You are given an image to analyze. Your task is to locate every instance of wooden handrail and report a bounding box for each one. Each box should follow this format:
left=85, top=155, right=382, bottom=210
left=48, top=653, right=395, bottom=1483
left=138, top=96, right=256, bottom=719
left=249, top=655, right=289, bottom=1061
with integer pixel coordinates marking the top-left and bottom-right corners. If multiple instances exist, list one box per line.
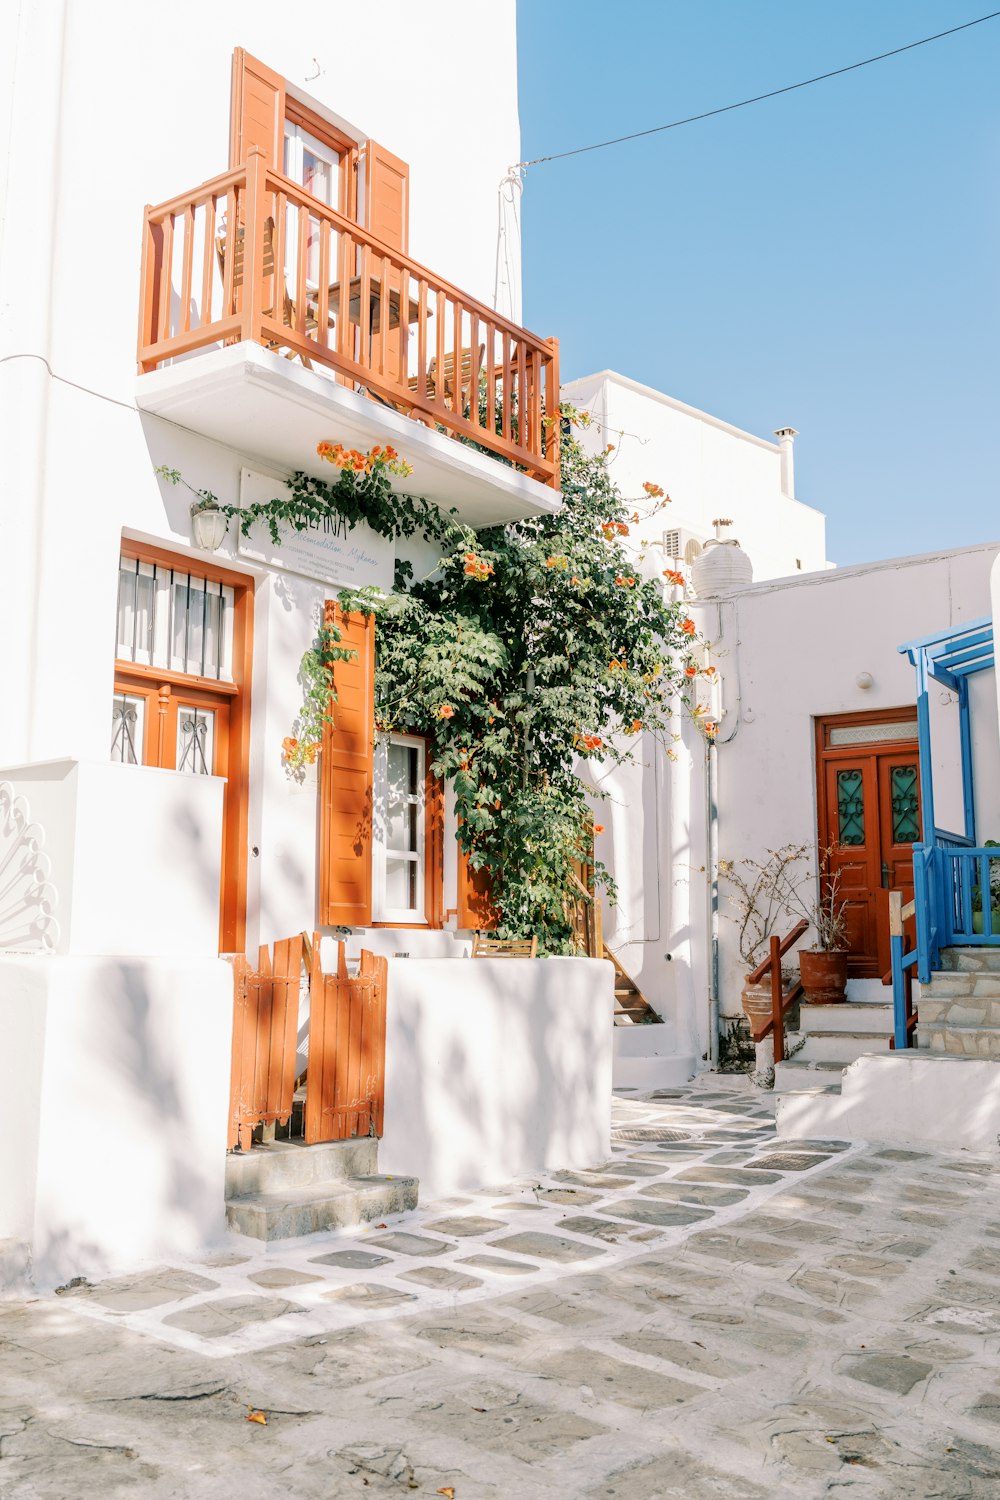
left=745, top=922, right=809, bottom=1063
left=137, top=158, right=560, bottom=486
left=745, top=919, right=809, bottom=985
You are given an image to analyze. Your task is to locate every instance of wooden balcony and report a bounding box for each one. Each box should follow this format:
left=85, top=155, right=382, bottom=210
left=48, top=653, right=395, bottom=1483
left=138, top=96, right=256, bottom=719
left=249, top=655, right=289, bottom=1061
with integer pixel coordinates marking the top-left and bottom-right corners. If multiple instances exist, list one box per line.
left=136, top=150, right=560, bottom=525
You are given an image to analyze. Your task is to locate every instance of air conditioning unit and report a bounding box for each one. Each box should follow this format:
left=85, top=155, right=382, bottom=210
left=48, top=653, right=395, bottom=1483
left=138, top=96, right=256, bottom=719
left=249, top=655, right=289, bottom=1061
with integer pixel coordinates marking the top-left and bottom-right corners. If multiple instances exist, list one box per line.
left=662, top=528, right=707, bottom=566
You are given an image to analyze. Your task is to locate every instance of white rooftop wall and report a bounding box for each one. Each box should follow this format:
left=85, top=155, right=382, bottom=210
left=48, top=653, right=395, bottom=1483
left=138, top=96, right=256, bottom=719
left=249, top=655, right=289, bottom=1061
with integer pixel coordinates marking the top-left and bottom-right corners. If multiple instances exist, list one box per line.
left=562, top=371, right=827, bottom=582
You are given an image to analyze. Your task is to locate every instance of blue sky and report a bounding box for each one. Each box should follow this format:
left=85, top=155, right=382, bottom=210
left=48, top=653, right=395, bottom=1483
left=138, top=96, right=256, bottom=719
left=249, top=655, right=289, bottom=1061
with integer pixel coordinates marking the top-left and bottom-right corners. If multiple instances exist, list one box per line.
left=516, top=2, right=1000, bottom=566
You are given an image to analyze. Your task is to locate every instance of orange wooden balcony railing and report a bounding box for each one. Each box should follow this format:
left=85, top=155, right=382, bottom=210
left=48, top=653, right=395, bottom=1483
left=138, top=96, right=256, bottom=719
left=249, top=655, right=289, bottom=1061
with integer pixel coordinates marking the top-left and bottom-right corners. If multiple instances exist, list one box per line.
left=138, top=148, right=560, bottom=488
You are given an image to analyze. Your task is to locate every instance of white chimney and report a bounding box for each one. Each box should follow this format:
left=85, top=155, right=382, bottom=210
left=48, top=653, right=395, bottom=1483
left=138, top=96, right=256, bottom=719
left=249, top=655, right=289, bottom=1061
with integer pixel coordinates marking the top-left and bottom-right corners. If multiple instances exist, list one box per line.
left=773, top=427, right=798, bottom=500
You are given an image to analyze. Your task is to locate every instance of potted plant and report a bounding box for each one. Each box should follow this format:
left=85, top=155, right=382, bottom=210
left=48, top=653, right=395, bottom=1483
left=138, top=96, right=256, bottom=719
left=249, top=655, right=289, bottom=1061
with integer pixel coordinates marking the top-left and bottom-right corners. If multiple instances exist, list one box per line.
left=189, top=492, right=228, bottom=551
left=790, top=861, right=850, bottom=1004
left=155, top=466, right=228, bottom=551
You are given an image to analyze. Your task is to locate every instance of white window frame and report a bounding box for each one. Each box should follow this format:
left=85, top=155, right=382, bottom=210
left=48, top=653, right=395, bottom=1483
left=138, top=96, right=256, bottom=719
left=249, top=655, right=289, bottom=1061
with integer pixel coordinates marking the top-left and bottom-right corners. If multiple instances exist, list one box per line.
left=373, top=733, right=426, bottom=924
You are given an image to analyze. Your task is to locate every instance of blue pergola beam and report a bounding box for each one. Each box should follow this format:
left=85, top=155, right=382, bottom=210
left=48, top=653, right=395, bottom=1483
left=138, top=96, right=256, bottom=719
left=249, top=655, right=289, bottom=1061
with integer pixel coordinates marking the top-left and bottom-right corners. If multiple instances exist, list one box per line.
left=901, top=613, right=994, bottom=856
left=898, top=615, right=993, bottom=655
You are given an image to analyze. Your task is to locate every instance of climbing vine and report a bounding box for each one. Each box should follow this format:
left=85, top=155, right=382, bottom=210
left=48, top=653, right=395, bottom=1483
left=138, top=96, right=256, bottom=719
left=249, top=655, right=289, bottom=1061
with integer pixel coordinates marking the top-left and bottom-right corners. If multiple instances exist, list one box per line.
left=156, top=415, right=715, bottom=950
left=156, top=445, right=462, bottom=549
left=339, top=406, right=716, bottom=953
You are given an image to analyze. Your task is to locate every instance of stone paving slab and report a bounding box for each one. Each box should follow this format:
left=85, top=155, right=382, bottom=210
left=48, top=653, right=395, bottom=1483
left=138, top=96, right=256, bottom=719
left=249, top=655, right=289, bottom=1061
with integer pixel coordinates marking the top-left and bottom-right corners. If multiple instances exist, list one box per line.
left=8, top=1082, right=1000, bottom=1496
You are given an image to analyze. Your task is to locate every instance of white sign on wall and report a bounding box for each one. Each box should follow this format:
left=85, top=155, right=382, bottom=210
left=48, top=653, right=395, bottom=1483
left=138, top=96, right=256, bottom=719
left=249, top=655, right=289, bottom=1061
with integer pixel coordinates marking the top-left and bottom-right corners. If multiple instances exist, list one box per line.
left=237, top=468, right=395, bottom=592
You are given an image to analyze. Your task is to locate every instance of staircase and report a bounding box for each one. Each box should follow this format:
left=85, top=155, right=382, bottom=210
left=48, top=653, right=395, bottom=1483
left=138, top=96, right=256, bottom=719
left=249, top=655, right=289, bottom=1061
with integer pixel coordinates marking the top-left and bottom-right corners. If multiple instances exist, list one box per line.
left=773, top=995, right=894, bottom=1099
left=915, top=947, right=1000, bottom=1056
left=225, top=1137, right=418, bottom=1241
left=608, top=947, right=660, bottom=1025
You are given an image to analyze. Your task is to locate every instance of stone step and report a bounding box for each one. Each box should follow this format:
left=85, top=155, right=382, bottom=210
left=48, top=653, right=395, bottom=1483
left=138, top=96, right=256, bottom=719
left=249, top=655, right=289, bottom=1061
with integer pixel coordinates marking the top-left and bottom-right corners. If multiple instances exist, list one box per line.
left=798, top=1002, right=894, bottom=1035
left=226, top=1173, right=419, bottom=1241
left=793, top=1031, right=892, bottom=1064
left=941, top=947, right=1000, bottom=974
left=917, top=996, right=1000, bottom=1028
left=918, top=975, right=1000, bottom=1001
left=916, top=1023, right=1000, bottom=1060
left=773, top=1059, right=846, bottom=1095
left=225, top=1137, right=379, bottom=1198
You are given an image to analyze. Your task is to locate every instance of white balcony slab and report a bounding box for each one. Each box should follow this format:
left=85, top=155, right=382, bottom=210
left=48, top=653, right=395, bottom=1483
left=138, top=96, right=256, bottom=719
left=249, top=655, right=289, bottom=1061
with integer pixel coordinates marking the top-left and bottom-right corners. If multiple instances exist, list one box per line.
left=136, top=343, right=562, bottom=529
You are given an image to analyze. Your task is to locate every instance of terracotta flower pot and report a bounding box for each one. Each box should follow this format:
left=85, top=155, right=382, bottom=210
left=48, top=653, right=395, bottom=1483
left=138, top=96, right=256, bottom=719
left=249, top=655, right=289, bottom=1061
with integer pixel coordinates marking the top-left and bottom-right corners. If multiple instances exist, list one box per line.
left=798, top=948, right=848, bottom=1005
left=741, top=980, right=774, bottom=1038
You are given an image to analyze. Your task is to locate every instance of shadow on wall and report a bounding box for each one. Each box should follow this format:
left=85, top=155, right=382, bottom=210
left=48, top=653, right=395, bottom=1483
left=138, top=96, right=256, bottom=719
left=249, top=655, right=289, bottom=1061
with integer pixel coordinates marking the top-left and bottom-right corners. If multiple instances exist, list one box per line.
left=29, top=953, right=231, bottom=1288
left=379, top=957, right=613, bottom=1200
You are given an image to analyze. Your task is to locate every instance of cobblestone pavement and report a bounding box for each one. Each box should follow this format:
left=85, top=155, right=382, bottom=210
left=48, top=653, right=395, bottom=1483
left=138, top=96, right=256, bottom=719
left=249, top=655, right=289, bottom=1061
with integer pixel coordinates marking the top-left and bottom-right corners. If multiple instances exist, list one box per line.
left=4, top=1080, right=1000, bottom=1497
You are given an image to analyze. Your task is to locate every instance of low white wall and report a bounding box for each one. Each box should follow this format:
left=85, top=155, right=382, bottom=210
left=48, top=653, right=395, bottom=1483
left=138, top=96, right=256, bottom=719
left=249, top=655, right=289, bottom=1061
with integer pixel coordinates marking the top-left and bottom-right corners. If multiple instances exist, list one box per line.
left=0, top=760, right=224, bottom=957
left=777, top=1052, right=1000, bottom=1153
left=380, top=957, right=614, bottom=1199
left=0, top=953, right=232, bottom=1289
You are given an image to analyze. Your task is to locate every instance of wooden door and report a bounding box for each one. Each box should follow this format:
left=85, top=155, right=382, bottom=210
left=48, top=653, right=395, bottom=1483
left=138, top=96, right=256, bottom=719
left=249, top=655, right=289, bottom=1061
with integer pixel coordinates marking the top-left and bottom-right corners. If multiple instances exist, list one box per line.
left=822, top=756, right=881, bottom=975
left=816, top=713, right=920, bottom=978
left=875, top=750, right=921, bottom=971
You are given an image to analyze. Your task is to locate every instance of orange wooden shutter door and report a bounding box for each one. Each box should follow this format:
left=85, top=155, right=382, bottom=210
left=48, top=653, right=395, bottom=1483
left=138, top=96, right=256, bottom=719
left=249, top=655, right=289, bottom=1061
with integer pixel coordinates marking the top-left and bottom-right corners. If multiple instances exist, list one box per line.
left=319, top=603, right=375, bottom=926
left=229, top=48, right=287, bottom=169
left=457, top=846, right=498, bottom=930
left=364, top=141, right=410, bottom=253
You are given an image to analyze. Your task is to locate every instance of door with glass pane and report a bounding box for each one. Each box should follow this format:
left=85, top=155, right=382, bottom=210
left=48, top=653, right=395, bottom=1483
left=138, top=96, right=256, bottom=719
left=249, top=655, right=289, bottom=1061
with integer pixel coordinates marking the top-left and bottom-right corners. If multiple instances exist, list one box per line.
left=112, top=548, right=252, bottom=952
left=816, top=714, right=921, bottom=979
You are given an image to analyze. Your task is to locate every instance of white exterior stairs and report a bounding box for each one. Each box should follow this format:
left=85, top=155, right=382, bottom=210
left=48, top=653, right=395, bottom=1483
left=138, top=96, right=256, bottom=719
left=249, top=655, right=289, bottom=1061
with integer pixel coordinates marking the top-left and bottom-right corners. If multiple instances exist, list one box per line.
left=773, top=1000, right=895, bottom=1098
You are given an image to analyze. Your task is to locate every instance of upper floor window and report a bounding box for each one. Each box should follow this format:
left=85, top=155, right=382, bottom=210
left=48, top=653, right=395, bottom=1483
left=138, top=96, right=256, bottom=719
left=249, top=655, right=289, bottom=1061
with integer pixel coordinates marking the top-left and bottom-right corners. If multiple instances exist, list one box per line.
left=115, top=555, right=234, bottom=681
left=283, top=120, right=341, bottom=209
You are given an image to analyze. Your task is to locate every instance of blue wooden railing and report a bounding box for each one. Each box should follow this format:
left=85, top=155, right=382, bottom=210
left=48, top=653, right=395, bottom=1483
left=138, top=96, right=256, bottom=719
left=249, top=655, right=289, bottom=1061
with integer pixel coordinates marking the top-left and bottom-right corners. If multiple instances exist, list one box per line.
left=890, top=838, right=1000, bottom=1047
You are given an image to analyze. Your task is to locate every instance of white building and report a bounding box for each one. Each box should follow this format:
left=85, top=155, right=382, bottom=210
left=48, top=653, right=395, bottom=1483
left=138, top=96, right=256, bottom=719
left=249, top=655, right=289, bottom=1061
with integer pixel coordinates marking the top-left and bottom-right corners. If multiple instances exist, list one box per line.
left=561, top=370, right=827, bottom=583
left=594, top=534, right=1000, bottom=1090
left=0, top=1, right=612, bottom=1286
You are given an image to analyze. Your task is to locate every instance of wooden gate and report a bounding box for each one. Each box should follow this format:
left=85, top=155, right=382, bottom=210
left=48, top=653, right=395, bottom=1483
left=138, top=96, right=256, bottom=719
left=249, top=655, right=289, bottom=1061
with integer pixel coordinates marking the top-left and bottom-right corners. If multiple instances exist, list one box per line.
left=305, top=935, right=387, bottom=1144
left=226, top=935, right=302, bottom=1150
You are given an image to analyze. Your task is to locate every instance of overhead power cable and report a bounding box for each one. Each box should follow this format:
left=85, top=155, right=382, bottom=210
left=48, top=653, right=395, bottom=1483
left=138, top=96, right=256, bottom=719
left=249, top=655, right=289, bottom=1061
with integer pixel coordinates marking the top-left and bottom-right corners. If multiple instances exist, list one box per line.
left=516, top=10, right=1000, bottom=168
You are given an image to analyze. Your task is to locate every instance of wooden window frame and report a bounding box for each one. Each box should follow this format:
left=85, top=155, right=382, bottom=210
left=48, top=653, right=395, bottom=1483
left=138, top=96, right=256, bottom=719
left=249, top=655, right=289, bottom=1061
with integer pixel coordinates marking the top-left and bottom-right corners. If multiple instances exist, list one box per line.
left=283, top=95, right=359, bottom=221
left=116, top=539, right=254, bottom=953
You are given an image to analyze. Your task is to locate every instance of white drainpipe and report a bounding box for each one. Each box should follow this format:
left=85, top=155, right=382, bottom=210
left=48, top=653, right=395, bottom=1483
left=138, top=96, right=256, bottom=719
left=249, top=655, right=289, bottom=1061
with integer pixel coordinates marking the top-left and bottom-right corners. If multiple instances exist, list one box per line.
left=773, top=427, right=798, bottom=500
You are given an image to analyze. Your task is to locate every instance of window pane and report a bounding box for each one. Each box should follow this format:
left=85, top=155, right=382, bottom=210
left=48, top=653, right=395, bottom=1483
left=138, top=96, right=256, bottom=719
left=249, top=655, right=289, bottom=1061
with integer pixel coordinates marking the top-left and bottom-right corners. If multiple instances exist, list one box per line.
left=837, top=768, right=865, bottom=846
left=385, top=854, right=416, bottom=910
left=890, top=764, right=920, bottom=844
left=829, top=721, right=918, bottom=746
left=386, top=743, right=419, bottom=851
left=176, top=706, right=216, bottom=775
left=111, top=693, right=145, bottom=764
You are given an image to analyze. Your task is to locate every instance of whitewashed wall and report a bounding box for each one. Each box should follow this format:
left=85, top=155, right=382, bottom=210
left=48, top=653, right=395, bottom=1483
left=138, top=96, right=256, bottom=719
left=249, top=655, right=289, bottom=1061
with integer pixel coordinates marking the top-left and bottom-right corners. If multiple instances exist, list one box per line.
left=380, top=957, right=614, bottom=1198
left=0, top=952, right=232, bottom=1288
left=562, top=371, right=827, bottom=581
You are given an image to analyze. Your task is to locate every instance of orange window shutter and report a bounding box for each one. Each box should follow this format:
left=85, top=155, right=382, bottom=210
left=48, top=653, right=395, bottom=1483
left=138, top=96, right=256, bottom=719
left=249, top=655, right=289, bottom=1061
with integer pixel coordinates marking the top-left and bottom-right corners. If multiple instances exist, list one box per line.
left=457, top=845, right=499, bottom=931
left=318, top=603, right=375, bottom=926
left=229, top=48, right=287, bottom=169
left=364, top=140, right=410, bottom=253
left=424, top=768, right=445, bottom=929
